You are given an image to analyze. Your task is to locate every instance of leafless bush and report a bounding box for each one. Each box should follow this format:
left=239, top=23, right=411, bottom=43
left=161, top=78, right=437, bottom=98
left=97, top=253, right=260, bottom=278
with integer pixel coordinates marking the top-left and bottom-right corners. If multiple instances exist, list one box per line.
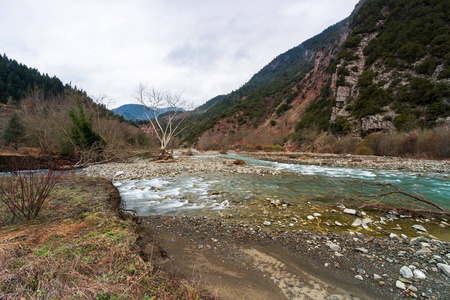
left=396, top=133, right=418, bottom=156
left=334, top=136, right=362, bottom=154
left=417, top=126, right=450, bottom=158
left=21, top=90, right=72, bottom=154
left=0, top=167, right=62, bottom=222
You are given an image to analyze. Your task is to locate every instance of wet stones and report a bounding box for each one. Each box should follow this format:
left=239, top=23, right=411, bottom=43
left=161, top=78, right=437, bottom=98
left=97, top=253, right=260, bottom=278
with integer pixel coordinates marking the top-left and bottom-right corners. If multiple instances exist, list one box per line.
left=412, top=224, right=428, bottom=232
left=343, top=208, right=357, bottom=215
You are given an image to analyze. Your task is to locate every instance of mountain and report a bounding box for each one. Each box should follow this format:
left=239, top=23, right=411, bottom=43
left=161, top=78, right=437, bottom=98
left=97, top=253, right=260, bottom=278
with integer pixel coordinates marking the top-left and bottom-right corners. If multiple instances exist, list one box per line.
left=113, top=104, right=185, bottom=121
left=194, top=95, right=227, bottom=114
left=184, top=0, right=449, bottom=152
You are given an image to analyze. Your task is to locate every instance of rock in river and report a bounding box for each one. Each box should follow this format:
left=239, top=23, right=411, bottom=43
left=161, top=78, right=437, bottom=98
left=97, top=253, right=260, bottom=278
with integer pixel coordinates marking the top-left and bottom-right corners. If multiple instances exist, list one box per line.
left=412, top=225, right=427, bottom=232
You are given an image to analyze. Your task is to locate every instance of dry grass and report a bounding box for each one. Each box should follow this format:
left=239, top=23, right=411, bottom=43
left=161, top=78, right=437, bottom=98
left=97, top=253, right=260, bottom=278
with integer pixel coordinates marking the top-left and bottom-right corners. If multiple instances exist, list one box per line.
left=0, top=176, right=212, bottom=299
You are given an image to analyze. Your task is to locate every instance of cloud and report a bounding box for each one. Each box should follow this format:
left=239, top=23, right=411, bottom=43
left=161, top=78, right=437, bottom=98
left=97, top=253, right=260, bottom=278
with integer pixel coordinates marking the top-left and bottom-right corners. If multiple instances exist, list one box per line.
left=0, top=0, right=359, bottom=108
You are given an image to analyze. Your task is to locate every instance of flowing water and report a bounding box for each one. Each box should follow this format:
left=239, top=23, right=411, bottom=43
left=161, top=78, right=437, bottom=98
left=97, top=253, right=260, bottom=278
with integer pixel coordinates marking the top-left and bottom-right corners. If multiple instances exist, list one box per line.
left=115, top=154, right=449, bottom=214
left=114, top=154, right=450, bottom=240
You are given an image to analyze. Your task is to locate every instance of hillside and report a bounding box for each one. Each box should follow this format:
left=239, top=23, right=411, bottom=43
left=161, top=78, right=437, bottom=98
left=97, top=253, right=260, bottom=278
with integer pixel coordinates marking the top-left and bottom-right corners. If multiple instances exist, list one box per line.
left=0, top=56, right=154, bottom=162
left=0, top=54, right=65, bottom=104
left=184, top=0, right=450, bottom=155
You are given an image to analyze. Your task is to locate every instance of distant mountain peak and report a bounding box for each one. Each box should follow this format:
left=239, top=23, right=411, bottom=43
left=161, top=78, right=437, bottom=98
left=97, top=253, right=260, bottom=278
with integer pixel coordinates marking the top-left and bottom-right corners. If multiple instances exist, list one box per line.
left=113, top=104, right=185, bottom=121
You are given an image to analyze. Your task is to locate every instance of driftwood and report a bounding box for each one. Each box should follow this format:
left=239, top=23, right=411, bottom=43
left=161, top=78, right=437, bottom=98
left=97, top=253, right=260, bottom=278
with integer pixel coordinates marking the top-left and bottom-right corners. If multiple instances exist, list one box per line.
left=358, top=182, right=450, bottom=216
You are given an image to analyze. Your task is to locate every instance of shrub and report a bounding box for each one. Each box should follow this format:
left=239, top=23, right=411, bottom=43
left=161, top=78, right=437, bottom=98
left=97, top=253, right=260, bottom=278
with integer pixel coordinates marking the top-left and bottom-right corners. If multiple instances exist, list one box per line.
left=276, top=103, right=291, bottom=116
left=270, top=120, right=277, bottom=126
left=355, top=146, right=374, bottom=156
left=361, top=132, right=384, bottom=155
left=271, top=145, right=285, bottom=151
left=340, top=137, right=362, bottom=154
left=255, top=144, right=263, bottom=150
left=417, top=127, right=450, bottom=158
left=0, top=166, right=62, bottom=221
left=330, top=118, right=351, bottom=135
left=396, top=133, right=418, bottom=156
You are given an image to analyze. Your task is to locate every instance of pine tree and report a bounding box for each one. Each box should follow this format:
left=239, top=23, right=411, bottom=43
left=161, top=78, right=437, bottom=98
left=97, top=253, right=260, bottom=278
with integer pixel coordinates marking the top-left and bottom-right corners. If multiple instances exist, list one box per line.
left=68, top=98, right=104, bottom=148
left=3, top=113, right=25, bottom=149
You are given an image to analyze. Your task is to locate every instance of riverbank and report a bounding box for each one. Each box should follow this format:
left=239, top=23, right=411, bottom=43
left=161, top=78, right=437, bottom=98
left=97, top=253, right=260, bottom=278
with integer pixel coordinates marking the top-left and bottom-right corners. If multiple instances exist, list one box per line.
left=238, top=151, right=450, bottom=173
left=137, top=214, right=450, bottom=299
left=80, top=150, right=450, bottom=180
left=79, top=151, right=450, bottom=299
left=0, top=177, right=212, bottom=299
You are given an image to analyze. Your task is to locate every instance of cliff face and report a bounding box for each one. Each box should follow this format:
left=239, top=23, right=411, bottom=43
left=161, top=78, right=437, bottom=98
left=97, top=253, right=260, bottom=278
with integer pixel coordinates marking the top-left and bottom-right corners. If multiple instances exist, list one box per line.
left=325, top=0, right=450, bottom=136
left=191, top=15, right=354, bottom=148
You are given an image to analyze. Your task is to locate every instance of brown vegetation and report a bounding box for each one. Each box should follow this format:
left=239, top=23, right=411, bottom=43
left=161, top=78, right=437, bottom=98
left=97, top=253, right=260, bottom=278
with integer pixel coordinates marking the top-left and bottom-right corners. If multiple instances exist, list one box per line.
left=233, top=159, right=246, bottom=165
left=0, top=177, right=213, bottom=299
left=0, top=88, right=157, bottom=167
left=311, top=126, right=450, bottom=159
left=0, top=165, right=62, bottom=222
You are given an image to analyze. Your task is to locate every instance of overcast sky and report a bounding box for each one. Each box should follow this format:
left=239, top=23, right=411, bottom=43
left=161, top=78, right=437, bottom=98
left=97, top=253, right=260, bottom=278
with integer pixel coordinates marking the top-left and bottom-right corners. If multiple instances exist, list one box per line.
left=0, top=0, right=359, bottom=108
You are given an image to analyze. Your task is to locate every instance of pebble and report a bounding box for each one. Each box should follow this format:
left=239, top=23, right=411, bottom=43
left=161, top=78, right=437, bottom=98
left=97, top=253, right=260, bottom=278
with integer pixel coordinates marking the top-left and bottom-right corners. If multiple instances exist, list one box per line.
left=408, top=285, right=418, bottom=292
left=373, top=274, right=382, bottom=280
left=437, top=263, right=450, bottom=276
left=328, top=243, right=341, bottom=252
left=343, top=208, right=357, bottom=215
left=307, top=215, right=314, bottom=220
left=412, top=225, right=427, bottom=232
left=400, top=266, right=414, bottom=279
left=355, top=275, right=364, bottom=281
left=335, top=221, right=343, bottom=226
left=410, top=236, right=428, bottom=245
left=263, top=221, right=271, bottom=226
left=396, top=280, right=406, bottom=290
left=352, top=219, right=362, bottom=227
left=355, top=247, right=368, bottom=254
left=413, top=269, right=427, bottom=279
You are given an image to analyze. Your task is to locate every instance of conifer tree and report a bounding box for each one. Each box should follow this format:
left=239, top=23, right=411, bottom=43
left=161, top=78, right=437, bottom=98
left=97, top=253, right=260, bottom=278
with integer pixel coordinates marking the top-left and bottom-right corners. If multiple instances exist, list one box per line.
left=3, top=113, right=25, bottom=149
left=68, top=98, right=104, bottom=148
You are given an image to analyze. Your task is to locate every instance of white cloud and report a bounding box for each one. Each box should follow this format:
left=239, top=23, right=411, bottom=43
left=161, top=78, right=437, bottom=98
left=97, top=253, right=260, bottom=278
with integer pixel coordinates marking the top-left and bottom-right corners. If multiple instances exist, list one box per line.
left=0, top=0, right=359, bottom=108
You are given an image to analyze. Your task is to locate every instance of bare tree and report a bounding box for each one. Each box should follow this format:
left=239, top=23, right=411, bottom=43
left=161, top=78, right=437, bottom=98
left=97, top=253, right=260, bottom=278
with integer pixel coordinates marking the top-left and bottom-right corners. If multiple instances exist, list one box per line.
left=135, top=83, right=192, bottom=154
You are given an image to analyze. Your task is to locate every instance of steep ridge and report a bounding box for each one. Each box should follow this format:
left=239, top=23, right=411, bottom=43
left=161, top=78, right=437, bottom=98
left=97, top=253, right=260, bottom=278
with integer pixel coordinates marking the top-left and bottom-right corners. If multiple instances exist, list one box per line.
left=184, top=0, right=449, bottom=151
